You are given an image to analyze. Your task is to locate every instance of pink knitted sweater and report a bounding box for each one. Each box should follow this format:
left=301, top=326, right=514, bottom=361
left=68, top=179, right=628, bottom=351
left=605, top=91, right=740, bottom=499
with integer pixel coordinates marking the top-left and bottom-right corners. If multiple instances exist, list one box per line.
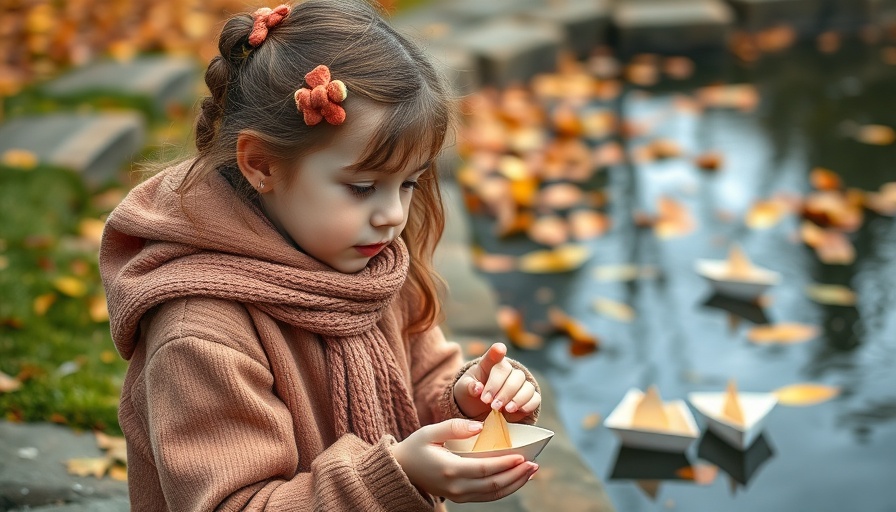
left=99, top=162, right=538, bottom=511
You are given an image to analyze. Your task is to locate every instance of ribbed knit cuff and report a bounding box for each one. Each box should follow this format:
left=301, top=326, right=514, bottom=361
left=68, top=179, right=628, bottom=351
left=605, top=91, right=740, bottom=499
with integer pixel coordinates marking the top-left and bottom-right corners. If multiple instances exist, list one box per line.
left=355, top=436, right=433, bottom=511
left=439, top=357, right=541, bottom=425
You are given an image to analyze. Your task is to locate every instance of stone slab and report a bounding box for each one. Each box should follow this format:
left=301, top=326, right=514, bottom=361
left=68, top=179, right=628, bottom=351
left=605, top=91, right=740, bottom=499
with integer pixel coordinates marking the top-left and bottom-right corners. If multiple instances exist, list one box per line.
left=40, top=56, right=199, bottom=117
left=612, top=0, right=735, bottom=56
left=726, top=0, right=823, bottom=35
left=445, top=19, right=565, bottom=87
left=518, top=0, right=613, bottom=59
left=0, top=422, right=128, bottom=511
left=0, top=113, right=145, bottom=187
left=437, top=0, right=541, bottom=25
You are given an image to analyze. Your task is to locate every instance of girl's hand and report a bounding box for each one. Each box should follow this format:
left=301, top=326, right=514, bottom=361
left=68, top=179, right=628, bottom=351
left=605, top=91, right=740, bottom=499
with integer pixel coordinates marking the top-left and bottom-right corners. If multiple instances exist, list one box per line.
left=453, top=343, right=541, bottom=423
left=390, top=419, right=538, bottom=503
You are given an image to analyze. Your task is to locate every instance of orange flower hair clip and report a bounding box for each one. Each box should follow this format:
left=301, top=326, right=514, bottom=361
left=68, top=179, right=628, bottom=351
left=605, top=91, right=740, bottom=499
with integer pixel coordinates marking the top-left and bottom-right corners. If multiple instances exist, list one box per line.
left=294, top=65, right=348, bottom=126
left=248, top=4, right=290, bottom=47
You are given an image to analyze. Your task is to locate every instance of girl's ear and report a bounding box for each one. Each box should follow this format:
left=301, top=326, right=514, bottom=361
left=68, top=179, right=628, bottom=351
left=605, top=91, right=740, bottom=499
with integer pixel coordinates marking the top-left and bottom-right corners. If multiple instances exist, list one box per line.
left=236, top=132, right=276, bottom=192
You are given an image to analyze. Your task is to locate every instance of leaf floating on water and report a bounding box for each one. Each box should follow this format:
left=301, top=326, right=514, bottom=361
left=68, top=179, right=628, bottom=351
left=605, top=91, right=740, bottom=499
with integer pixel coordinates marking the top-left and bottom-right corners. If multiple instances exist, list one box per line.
left=496, top=306, right=543, bottom=350
left=471, top=247, right=516, bottom=274
left=805, top=284, right=857, bottom=306
left=694, top=152, right=724, bottom=171
left=581, top=412, right=602, bottom=430
left=654, top=197, right=697, bottom=239
left=568, top=210, right=610, bottom=240
left=854, top=124, right=895, bottom=145
left=548, top=307, right=599, bottom=357
left=774, top=383, right=840, bottom=406
left=810, top=168, right=842, bottom=191
left=675, top=464, right=719, bottom=485
left=593, top=297, right=636, bottom=322
left=800, top=222, right=856, bottom=265
left=747, top=323, right=819, bottom=344
left=518, top=244, right=590, bottom=274
left=746, top=199, right=788, bottom=229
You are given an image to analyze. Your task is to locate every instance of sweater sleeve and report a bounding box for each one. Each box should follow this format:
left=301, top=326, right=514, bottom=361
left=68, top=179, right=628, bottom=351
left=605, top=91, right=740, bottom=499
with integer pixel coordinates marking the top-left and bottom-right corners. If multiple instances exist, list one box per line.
left=139, top=336, right=432, bottom=512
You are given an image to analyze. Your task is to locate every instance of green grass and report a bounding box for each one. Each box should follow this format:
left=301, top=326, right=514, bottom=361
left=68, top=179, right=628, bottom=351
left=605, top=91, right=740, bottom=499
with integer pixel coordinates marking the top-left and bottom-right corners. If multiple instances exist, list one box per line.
left=0, top=164, right=127, bottom=435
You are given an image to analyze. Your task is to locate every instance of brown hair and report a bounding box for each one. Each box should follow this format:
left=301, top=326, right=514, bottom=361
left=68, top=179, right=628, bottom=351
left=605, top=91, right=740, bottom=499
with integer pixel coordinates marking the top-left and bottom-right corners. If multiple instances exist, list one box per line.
left=185, top=0, right=455, bottom=334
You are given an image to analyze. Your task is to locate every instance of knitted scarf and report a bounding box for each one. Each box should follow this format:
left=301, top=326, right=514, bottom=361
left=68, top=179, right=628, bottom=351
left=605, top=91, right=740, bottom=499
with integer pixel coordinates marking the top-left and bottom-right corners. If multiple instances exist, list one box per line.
left=99, top=161, right=421, bottom=444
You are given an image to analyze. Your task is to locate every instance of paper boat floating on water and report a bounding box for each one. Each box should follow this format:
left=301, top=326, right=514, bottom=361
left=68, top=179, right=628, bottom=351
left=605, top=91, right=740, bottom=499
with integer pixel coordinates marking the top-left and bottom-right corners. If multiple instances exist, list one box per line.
left=605, top=386, right=700, bottom=452
left=688, top=381, right=777, bottom=450
left=695, top=244, right=781, bottom=301
left=445, top=422, right=554, bottom=461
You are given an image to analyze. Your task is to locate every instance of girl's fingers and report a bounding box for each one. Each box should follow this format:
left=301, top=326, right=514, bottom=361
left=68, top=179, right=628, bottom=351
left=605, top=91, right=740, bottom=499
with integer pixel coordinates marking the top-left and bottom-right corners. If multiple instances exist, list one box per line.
left=517, top=391, right=542, bottom=415
left=504, top=381, right=536, bottom=414
left=481, top=360, right=511, bottom=406
left=491, top=370, right=527, bottom=411
left=475, top=343, right=507, bottom=379
left=454, top=453, right=526, bottom=479
left=464, top=461, right=538, bottom=502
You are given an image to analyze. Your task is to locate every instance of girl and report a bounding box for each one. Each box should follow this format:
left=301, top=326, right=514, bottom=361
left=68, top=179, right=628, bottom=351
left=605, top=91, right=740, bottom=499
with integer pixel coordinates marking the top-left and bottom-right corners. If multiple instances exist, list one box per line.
left=99, top=1, right=542, bottom=510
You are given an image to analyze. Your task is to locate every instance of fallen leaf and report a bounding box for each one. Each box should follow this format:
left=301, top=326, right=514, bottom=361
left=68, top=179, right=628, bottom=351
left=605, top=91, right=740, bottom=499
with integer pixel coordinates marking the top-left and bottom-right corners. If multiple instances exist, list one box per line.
left=496, top=306, right=543, bottom=350
left=654, top=197, right=696, bottom=239
left=537, top=183, right=584, bottom=211
left=805, top=284, right=856, bottom=306
left=78, top=218, right=106, bottom=248
left=95, top=432, right=127, bottom=463
left=471, top=248, right=517, bottom=273
left=518, top=244, right=590, bottom=274
left=773, top=383, right=840, bottom=406
left=855, top=124, right=895, bottom=145
left=548, top=307, right=599, bottom=357
left=747, top=323, right=819, bottom=344
left=663, top=56, right=695, bottom=80
left=568, top=210, right=610, bottom=240
left=810, top=168, right=842, bottom=191
left=33, top=293, right=57, bottom=316
left=66, top=457, right=112, bottom=479
left=53, top=276, right=88, bottom=298
left=675, top=464, right=719, bottom=485
left=0, top=371, right=22, bottom=393
left=648, top=139, right=683, bottom=160
left=527, top=215, right=570, bottom=246
left=746, top=199, right=788, bottom=229
left=88, top=295, right=110, bottom=322
left=695, top=152, right=724, bottom=171
left=593, top=297, right=636, bottom=322
left=581, top=412, right=602, bottom=430
left=1, top=149, right=39, bottom=169
left=108, top=465, right=128, bottom=482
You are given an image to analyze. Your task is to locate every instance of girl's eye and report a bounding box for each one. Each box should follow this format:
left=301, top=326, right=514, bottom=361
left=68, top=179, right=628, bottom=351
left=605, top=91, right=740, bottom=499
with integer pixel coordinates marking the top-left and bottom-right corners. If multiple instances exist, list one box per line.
left=402, top=180, right=419, bottom=191
left=347, top=184, right=375, bottom=198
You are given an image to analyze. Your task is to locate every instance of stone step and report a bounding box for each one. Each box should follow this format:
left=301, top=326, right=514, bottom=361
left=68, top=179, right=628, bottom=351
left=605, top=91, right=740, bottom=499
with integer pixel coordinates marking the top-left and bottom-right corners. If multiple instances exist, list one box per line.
left=442, top=18, right=565, bottom=87
left=517, top=0, right=613, bottom=59
left=38, top=56, right=199, bottom=119
left=0, top=113, right=145, bottom=187
left=612, top=0, right=735, bottom=57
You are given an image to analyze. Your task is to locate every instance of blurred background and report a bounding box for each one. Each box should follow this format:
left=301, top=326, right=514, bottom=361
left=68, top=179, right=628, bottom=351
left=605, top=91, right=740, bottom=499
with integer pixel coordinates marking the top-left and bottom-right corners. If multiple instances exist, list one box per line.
left=1, top=0, right=895, bottom=510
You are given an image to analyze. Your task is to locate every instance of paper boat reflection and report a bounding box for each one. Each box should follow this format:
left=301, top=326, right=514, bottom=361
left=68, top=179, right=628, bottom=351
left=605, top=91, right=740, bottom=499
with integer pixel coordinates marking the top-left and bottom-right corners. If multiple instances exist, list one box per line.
left=605, top=388, right=700, bottom=452
left=445, top=423, right=554, bottom=462
left=701, top=292, right=770, bottom=325
left=694, top=258, right=781, bottom=301
left=697, top=430, right=775, bottom=486
left=608, top=445, right=693, bottom=500
left=688, top=389, right=777, bottom=450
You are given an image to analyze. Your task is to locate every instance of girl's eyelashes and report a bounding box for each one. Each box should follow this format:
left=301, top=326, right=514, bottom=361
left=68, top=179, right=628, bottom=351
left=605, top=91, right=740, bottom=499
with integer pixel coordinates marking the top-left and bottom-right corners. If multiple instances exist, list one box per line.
left=401, top=180, right=419, bottom=191
left=347, top=184, right=375, bottom=198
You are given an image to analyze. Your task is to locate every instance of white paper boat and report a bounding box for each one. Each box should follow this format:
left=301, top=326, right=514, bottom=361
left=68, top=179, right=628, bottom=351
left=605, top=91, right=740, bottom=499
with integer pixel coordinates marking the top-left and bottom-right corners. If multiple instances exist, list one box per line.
left=694, top=259, right=781, bottom=301
left=688, top=391, right=777, bottom=450
left=445, top=423, right=554, bottom=461
left=605, top=388, right=700, bottom=452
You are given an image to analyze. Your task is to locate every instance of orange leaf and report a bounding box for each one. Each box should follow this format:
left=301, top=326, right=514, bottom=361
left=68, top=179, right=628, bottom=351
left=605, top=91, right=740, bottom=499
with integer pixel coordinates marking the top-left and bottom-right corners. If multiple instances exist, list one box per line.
left=805, top=284, right=856, bottom=306
left=810, top=168, right=842, bottom=190
left=33, top=293, right=57, bottom=316
left=746, top=199, right=787, bottom=229
left=527, top=215, right=570, bottom=246
left=654, top=197, right=696, bottom=239
left=1, top=149, right=39, bottom=169
left=568, top=210, right=610, bottom=240
left=581, top=412, right=602, bottom=430
left=88, top=294, right=110, bottom=323
left=471, top=248, right=517, bottom=273
left=675, top=464, right=719, bottom=485
left=496, top=306, right=544, bottom=350
left=548, top=307, right=599, bottom=357
left=695, top=152, right=723, bottom=171
left=855, top=124, right=895, bottom=145
left=537, top=183, right=584, bottom=211
left=747, top=323, right=819, bottom=344
left=773, top=383, right=840, bottom=406
left=518, top=244, right=590, bottom=274
left=53, top=276, right=87, bottom=298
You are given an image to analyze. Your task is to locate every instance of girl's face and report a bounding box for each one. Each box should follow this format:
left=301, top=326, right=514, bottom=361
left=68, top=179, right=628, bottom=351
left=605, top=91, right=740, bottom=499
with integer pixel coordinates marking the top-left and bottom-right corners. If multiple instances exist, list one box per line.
left=262, top=102, right=429, bottom=273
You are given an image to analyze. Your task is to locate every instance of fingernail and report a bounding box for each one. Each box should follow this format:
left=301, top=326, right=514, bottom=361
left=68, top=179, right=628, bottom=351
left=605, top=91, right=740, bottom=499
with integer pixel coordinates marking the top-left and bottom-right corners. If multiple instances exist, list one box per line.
left=491, top=399, right=503, bottom=410
left=529, top=463, right=539, bottom=471
left=468, top=421, right=483, bottom=432
left=482, top=391, right=492, bottom=403
left=505, top=401, right=517, bottom=412
left=473, top=382, right=484, bottom=396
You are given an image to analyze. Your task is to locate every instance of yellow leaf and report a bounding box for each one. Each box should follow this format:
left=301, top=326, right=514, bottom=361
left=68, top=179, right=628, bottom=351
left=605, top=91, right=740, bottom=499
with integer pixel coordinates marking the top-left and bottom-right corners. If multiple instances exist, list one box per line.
left=747, top=323, right=819, bottom=344
left=518, top=244, right=590, bottom=274
left=855, top=124, right=895, bottom=145
left=33, top=293, right=57, bottom=316
left=95, top=432, right=128, bottom=464
left=746, top=200, right=787, bottom=229
left=805, top=284, right=856, bottom=306
left=100, top=350, right=117, bottom=364
left=581, top=412, right=602, bottom=430
left=496, top=306, right=543, bottom=350
left=78, top=218, right=106, bottom=248
left=53, top=276, right=87, bottom=298
left=0, top=370, right=22, bottom=393
left=88, top=295, right=109, bottom=322
left=548, top=307, right=599, bottom=357
left=593, top=297, right=635, bottom=322
left=66, top=457, right=112, bottom=479
left=2, top=149, right=39, bottom=169
left=108, top=464, right=128, bottom=482
left=774, top=383, right=840, bottom=406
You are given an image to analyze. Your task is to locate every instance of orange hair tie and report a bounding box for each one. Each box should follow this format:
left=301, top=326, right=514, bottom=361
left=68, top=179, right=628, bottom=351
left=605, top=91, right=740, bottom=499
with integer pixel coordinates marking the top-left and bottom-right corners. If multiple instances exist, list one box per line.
left=294, top=65, right=348, bottom=126
left=248, top=4, right=290, bottom=47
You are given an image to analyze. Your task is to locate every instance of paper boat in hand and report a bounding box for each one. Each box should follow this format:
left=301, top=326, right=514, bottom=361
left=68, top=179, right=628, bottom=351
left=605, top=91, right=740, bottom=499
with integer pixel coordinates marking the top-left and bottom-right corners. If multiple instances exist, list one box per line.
left=445, top=422, right=554, bottom=462
left=688, top=381, right=777, bottom=450
left=695, top=244, right=781, bottom=301
left=605, top=386, right=700, bottom=452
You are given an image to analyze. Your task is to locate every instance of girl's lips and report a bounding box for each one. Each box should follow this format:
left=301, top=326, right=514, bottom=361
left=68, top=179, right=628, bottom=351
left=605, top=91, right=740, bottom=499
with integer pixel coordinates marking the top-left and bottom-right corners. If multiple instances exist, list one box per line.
left=354, top=243, right=387, bottom=257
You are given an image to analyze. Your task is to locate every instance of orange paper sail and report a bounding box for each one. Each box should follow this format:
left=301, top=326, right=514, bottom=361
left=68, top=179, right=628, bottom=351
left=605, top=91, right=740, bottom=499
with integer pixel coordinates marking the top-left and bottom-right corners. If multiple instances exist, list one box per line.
left=722, top=380, right=746, bottom=426
left=631, top=385, right=669, bottom=429
left=473, top=409, right=513, bottom=451
left=727, top=244, right=753, bottom=278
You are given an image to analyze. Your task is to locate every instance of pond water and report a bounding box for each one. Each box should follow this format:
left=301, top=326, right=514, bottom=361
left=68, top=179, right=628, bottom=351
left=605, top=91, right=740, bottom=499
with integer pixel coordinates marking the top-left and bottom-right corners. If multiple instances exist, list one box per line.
left=465, top=38, right=896, bottom=511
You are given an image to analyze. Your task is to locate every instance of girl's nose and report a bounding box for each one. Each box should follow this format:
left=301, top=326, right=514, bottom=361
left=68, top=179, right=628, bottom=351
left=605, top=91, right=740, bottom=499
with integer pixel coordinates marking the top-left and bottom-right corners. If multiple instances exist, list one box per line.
left=371, top=189, right=406, bottom=227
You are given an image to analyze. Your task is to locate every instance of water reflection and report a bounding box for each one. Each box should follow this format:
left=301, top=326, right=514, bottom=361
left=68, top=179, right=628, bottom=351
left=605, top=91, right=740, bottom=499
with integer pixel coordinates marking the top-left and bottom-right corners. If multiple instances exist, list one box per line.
left=697, top=431, right=775, bottom=488
left=700, top=292, right=770, bottom=326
